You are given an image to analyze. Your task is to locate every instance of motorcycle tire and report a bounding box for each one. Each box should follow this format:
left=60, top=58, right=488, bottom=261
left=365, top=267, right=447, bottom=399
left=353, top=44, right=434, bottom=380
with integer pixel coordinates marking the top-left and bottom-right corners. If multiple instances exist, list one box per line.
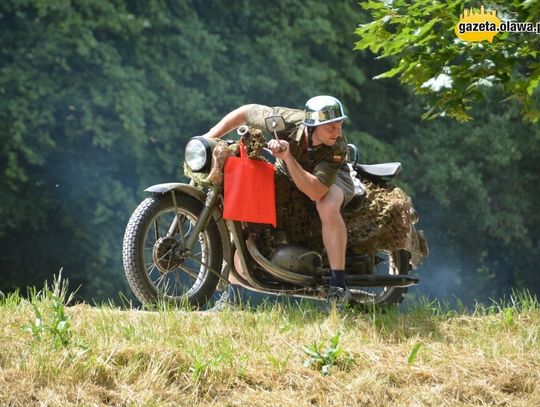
left=122, top=192, right=222, bottom=308
left=352, top=249, right=412, bottom=308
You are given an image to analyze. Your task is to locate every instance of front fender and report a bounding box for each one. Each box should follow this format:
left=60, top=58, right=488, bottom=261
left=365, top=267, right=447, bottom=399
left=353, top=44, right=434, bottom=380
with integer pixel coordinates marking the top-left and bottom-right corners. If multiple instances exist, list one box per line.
left=144, top=182, right=191, bottom=195
left=144, top=182, right=232, bottom=278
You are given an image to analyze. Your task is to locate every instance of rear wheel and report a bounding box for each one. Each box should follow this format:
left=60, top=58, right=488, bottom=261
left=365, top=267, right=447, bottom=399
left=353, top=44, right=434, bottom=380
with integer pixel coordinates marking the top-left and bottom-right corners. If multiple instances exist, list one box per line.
left=350, top=250, right=411, bottom=308
left=122, top=192, right=222, bottom=308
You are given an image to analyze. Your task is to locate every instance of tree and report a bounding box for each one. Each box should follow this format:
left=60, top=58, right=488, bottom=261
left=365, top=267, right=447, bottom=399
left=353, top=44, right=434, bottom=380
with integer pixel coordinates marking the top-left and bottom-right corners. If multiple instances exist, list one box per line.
left=0, top=1, right=229, bottom=299
left=355, top=0, right=540, bottom=122
left=0, top=0, right=373, bottom=301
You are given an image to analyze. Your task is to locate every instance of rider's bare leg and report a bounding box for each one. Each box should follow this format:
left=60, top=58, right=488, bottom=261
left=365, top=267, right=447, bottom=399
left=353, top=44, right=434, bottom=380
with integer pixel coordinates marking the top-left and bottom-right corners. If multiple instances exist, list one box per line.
left=316, top=184, right=347, bottom=271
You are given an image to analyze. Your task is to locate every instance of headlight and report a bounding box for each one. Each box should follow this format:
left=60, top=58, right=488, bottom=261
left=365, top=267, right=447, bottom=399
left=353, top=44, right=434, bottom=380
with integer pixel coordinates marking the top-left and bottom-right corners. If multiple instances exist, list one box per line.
left=185, top=136, right=214, bottom=172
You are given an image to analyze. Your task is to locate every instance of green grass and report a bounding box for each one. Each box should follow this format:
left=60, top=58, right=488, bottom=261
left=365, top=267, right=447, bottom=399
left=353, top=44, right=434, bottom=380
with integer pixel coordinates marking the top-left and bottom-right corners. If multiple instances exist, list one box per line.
left=0, top=279, right=539, bottom=406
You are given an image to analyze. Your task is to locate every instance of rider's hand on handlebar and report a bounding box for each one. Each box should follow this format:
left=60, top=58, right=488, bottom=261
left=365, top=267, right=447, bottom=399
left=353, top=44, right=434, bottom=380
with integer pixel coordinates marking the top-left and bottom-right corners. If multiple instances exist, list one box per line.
left=268, top=139, right=290, bottom=159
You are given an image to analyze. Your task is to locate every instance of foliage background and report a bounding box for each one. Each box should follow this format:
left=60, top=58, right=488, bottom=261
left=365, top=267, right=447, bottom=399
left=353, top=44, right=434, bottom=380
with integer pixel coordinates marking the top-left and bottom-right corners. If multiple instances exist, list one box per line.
left=1, top=0, right=539, bottom=304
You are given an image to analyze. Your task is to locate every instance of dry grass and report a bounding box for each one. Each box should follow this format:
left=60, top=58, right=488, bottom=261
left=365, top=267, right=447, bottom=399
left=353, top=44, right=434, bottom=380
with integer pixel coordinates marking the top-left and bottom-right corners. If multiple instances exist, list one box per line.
left=0, top=286, right=539, bottom=407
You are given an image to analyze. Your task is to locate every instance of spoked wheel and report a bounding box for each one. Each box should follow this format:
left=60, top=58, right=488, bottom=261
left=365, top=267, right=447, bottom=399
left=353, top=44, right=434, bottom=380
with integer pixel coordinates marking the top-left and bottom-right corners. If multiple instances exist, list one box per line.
left=350, top=250, right=411, bottom=308
left=122, top=192, right=222, bottom=308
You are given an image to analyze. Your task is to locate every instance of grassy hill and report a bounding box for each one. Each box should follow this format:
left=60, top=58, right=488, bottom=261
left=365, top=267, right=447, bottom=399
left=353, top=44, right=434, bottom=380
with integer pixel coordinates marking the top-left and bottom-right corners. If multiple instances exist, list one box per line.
left=0, top=280, right=539, bottom=406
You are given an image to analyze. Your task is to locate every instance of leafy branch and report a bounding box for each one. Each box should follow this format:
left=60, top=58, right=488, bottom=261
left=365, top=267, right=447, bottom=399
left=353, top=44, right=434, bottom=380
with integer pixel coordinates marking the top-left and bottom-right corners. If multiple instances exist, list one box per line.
left=355, top=0, right=540, bottom=122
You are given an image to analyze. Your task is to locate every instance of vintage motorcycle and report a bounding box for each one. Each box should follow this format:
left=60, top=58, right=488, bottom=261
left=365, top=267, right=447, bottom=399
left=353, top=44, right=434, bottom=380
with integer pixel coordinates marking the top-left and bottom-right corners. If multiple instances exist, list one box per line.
left=122, top=116, right=428, bottom=309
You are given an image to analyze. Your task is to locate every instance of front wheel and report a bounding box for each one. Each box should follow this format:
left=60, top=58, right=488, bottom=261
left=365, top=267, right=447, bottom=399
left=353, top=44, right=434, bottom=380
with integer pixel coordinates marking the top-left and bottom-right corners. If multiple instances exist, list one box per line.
left=350, top=250, right=412, bottom=308
left=122, top=192, right=223, bottom=308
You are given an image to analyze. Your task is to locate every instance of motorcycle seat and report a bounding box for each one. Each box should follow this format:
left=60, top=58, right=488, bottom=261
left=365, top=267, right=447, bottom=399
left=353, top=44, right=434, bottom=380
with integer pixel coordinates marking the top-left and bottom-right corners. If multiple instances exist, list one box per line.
left=355, top=162, right=401, bottom=181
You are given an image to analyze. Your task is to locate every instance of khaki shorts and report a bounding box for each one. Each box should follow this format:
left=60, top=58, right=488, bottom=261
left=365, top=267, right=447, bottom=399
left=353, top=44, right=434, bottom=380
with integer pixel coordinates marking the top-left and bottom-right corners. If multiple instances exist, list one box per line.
left=275, top=167, right=355, bottom=208
left=334, top=167, right=355, bottom=208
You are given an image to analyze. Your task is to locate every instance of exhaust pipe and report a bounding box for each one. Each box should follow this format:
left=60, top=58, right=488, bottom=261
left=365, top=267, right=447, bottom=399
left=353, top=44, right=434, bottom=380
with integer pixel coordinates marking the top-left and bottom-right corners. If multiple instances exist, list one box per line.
left=346, top=274, right=419, bottom=288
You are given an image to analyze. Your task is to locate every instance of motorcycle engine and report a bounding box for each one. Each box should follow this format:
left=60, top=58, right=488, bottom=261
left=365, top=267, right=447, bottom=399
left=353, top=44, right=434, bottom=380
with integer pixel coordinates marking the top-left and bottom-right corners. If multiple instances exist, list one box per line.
left=269, top=245, right=322, bottom=275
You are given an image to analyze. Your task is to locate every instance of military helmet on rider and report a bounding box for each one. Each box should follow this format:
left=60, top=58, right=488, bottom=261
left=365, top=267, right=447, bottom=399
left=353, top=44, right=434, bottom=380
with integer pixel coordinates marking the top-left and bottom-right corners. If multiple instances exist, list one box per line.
left=302, top=95, right=347, bottom=127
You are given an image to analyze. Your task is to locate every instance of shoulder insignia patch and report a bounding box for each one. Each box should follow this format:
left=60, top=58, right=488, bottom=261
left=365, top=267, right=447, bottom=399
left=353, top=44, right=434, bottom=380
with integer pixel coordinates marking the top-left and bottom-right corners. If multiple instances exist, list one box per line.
left=332, top=154, right=344, bottom=163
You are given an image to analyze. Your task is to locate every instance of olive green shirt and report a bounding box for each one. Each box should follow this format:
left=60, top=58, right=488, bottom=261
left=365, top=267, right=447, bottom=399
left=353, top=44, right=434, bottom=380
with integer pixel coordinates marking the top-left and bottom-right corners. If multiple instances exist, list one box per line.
left=245, top=104, right=349, bottom=188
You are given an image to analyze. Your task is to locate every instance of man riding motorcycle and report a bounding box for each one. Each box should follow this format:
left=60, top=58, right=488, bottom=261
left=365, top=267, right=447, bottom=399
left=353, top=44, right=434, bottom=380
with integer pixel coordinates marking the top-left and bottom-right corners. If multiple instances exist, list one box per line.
left=202, top=95, right=355, bottom=310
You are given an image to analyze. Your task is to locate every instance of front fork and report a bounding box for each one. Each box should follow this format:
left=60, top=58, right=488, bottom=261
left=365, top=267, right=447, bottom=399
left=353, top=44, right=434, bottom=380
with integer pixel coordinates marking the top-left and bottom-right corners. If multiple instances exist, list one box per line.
left=169, top=185, right=222, bottom=255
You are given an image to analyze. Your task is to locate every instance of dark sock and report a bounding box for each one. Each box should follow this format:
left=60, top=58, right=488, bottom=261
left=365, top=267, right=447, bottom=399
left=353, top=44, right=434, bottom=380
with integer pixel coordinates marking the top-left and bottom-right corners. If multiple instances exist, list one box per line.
left=330, top=269, right=346, bottom=288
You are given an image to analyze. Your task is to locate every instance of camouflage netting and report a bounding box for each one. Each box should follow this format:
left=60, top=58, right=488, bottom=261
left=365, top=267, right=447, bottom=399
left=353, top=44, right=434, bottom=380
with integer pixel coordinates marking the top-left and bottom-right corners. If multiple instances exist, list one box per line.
left=344, top=181, right=411, bottom=254
left=183, top=128, right=267, bottom=186
left=274, top=172, right=323, bottom=251
left=242, top=128, right=268, bottom=160
left=205, top=141, right=238, bottom=185
left=273, top=174, right=412, bottom=255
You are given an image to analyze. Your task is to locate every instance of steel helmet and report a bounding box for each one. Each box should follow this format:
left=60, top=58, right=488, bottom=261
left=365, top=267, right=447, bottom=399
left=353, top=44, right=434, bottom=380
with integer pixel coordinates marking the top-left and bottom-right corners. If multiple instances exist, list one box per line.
left=302, top=95, right=347, bottom=127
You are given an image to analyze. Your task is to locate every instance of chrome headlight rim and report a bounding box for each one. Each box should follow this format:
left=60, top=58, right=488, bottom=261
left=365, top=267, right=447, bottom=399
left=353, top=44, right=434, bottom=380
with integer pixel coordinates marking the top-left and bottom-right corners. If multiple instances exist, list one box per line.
left=185, top=136, right=213, bottom=172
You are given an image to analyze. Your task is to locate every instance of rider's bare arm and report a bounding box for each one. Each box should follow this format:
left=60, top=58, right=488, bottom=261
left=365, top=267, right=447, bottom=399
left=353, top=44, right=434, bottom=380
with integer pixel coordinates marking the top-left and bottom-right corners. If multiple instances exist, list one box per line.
left=285, top=155, right=329, bottom=201
left=203, top=104, right=256, bottom=139
left=206, top=105, right=329, bottom=201
left=268, top=139, right=329, bottom=202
